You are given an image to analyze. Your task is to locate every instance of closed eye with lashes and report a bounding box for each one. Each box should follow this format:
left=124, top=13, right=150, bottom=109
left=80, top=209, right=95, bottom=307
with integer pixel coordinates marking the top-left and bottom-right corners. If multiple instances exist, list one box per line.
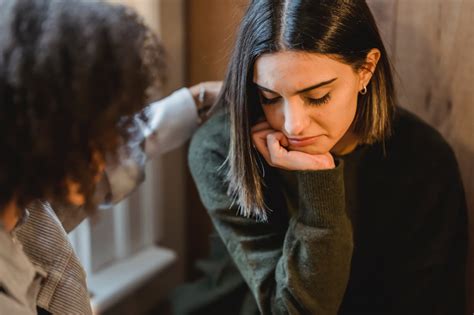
left=259, top=93, right=331, bottom=106
left=259, top=95, right=280, bottom=105
left=307, top=93, right=331, bottom=106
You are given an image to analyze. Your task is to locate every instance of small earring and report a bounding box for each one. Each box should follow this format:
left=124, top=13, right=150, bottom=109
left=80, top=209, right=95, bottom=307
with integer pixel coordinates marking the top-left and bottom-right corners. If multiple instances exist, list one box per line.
left=360, top=85, right=367, bottom=95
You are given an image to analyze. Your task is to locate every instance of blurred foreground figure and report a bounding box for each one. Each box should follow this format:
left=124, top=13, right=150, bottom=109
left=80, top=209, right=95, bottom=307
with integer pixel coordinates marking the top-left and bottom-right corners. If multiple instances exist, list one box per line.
left=0, top=0, right=220, bottom=314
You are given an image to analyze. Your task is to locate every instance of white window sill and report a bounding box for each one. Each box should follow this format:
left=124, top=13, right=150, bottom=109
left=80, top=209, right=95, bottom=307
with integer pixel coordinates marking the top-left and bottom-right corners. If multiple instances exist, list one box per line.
left=89, top=246, right=176, bottom=314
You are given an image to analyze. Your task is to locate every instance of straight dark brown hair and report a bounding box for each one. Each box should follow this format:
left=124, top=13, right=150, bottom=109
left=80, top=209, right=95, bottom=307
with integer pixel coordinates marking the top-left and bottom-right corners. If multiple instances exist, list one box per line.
left=217, top=0, right=396, bottom=220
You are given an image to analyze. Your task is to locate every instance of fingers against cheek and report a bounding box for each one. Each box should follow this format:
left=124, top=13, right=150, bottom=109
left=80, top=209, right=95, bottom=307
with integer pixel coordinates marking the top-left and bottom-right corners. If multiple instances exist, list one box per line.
left=251, top=121, right=272, bottom=133
left=266, top=133, right=280, bottom=155
left=272, top=132, right=289, bottom=148
left=266, top=133, right=290, bottom=167
left=251, top=127, right=270, bottom=155
left=251, top=122, right=274, bottom=163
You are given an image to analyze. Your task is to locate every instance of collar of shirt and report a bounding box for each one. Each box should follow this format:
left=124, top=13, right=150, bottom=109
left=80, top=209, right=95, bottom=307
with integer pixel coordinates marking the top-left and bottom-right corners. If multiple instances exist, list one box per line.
left=0, top=225, right=46, bottom=313
left=14, top=200, right=92, bottom=314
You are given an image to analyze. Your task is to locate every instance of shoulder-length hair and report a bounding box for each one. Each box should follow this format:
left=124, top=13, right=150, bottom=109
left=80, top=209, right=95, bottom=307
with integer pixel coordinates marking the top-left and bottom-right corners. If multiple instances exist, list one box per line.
left=216, top=0, right=396, bottom=221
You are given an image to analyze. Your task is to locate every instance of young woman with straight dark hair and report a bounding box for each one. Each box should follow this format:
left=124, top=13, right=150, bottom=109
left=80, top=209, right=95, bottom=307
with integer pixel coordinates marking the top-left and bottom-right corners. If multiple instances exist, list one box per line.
left=182, top=0, right=467, bottom=314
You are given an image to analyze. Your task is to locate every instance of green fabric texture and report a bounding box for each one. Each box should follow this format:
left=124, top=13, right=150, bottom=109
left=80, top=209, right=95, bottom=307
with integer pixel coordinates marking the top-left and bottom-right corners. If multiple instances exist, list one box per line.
left=174, top=107, right=467, bottom=315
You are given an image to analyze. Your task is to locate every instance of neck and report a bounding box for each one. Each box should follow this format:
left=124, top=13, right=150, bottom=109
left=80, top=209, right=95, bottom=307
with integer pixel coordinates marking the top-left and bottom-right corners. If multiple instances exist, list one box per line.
left=1, top=200, right=19, bottom=232
left=331, top=130, right=359, bottom=156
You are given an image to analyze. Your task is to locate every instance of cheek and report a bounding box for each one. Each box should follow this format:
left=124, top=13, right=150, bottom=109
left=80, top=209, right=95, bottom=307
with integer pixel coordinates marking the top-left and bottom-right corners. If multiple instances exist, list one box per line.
left=323, top=90, right=358, bottom=133
left=342, top=90, right=359, bottom=124
left=261, top=106, right=283, bottom=130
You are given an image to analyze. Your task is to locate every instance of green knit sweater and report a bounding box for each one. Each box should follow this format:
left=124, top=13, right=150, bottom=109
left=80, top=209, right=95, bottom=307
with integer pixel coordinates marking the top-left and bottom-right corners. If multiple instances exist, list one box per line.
left=181, top=108, right=467, bottom=315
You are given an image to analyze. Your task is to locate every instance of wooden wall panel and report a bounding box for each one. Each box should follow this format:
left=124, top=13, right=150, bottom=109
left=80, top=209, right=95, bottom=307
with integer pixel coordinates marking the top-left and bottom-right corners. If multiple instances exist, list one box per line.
left=185, top=0, right=248, bottom=279
left=186, top=0, right=248, bottom=83
left=368, top=0, right=474, bottom=311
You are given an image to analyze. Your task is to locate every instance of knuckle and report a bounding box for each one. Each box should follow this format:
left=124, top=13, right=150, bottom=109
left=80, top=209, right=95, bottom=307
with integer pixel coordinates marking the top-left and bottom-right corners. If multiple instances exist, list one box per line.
left=269, top=154, right=281, bottom=166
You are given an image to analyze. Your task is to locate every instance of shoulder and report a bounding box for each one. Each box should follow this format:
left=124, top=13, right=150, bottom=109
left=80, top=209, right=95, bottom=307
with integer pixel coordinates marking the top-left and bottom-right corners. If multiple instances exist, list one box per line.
left=387, top=107, right=459, bottom=172
left=375, top=107, right=466, bottom=212
left=189, top=109, right=230, bottom=170
left=386, top=108, right=467, bottom=240
left=188, top=110, right=232, bottom=209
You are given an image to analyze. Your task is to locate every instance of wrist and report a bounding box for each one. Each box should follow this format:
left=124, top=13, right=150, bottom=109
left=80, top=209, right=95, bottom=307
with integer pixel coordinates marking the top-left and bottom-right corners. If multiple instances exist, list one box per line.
left=296, top=159, right=346, bottom=227
left=306, top=157, right=335, bottom=170
left=189, top=83, right=210, bottom=122
left=291, top=152, right=336, bottom=171
left=189, top=83, right=203, bottom=110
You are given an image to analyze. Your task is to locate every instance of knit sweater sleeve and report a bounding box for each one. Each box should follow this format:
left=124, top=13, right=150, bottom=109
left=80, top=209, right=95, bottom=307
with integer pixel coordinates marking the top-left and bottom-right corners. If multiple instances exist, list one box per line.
left=188, top=113, right=353, bottom=315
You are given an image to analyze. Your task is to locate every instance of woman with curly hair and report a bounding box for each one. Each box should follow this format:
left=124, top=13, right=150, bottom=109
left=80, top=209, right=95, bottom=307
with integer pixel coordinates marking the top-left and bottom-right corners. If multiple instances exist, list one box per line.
left=0, top=0, right=219, bottom=314
left=183, top=0, right=467, bottom=314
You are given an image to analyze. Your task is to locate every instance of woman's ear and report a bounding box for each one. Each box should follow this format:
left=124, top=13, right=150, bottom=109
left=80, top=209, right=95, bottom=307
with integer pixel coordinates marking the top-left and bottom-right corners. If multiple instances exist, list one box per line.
left=359, top=48, right=381, bottom=89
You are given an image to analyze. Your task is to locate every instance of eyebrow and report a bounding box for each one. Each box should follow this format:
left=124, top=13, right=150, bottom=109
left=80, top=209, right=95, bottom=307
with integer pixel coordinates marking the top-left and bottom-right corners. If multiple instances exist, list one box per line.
left=255, top=77, right=337, bottom=95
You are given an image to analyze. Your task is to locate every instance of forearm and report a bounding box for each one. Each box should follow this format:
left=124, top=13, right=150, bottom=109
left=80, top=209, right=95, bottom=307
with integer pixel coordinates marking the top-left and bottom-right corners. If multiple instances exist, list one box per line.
left=271, top=218, right=353, bottom=314
left=189, top=112, right=353, bottom=314
left=142, top=87, right=199, bottom=157
left=103, top=88, right=199, bottom=205
left=207, top=163, right=353, bottom=315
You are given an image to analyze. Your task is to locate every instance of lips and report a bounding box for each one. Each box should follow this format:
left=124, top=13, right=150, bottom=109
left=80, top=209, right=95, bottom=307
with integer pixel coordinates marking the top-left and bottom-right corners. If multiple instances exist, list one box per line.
left=287, top=135, right=322, bottom=147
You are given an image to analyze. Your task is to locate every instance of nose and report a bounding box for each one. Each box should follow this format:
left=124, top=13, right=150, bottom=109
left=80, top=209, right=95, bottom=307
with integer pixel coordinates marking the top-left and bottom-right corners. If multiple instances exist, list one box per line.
left=283, top=98, right=309, bottom=136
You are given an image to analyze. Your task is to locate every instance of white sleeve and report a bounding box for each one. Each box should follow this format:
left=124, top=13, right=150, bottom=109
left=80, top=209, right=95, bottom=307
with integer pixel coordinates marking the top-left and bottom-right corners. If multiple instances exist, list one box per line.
left=101, top=88, right=199, bottom=206
left=141, top=87, right=199, bottom=157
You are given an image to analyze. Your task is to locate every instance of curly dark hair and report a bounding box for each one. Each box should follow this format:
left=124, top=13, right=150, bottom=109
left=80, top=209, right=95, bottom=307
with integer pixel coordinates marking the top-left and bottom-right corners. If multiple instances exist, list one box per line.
left=0, top=0, right=165, bottom=213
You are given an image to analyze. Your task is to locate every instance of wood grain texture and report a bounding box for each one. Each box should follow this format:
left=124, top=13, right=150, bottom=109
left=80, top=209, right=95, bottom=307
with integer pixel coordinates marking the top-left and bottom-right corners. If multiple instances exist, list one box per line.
left=368, top=0, right=474, bottom=311
left=185, top=0, right=248, bottom=279
left=186, top=0, right=248, bottom=82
